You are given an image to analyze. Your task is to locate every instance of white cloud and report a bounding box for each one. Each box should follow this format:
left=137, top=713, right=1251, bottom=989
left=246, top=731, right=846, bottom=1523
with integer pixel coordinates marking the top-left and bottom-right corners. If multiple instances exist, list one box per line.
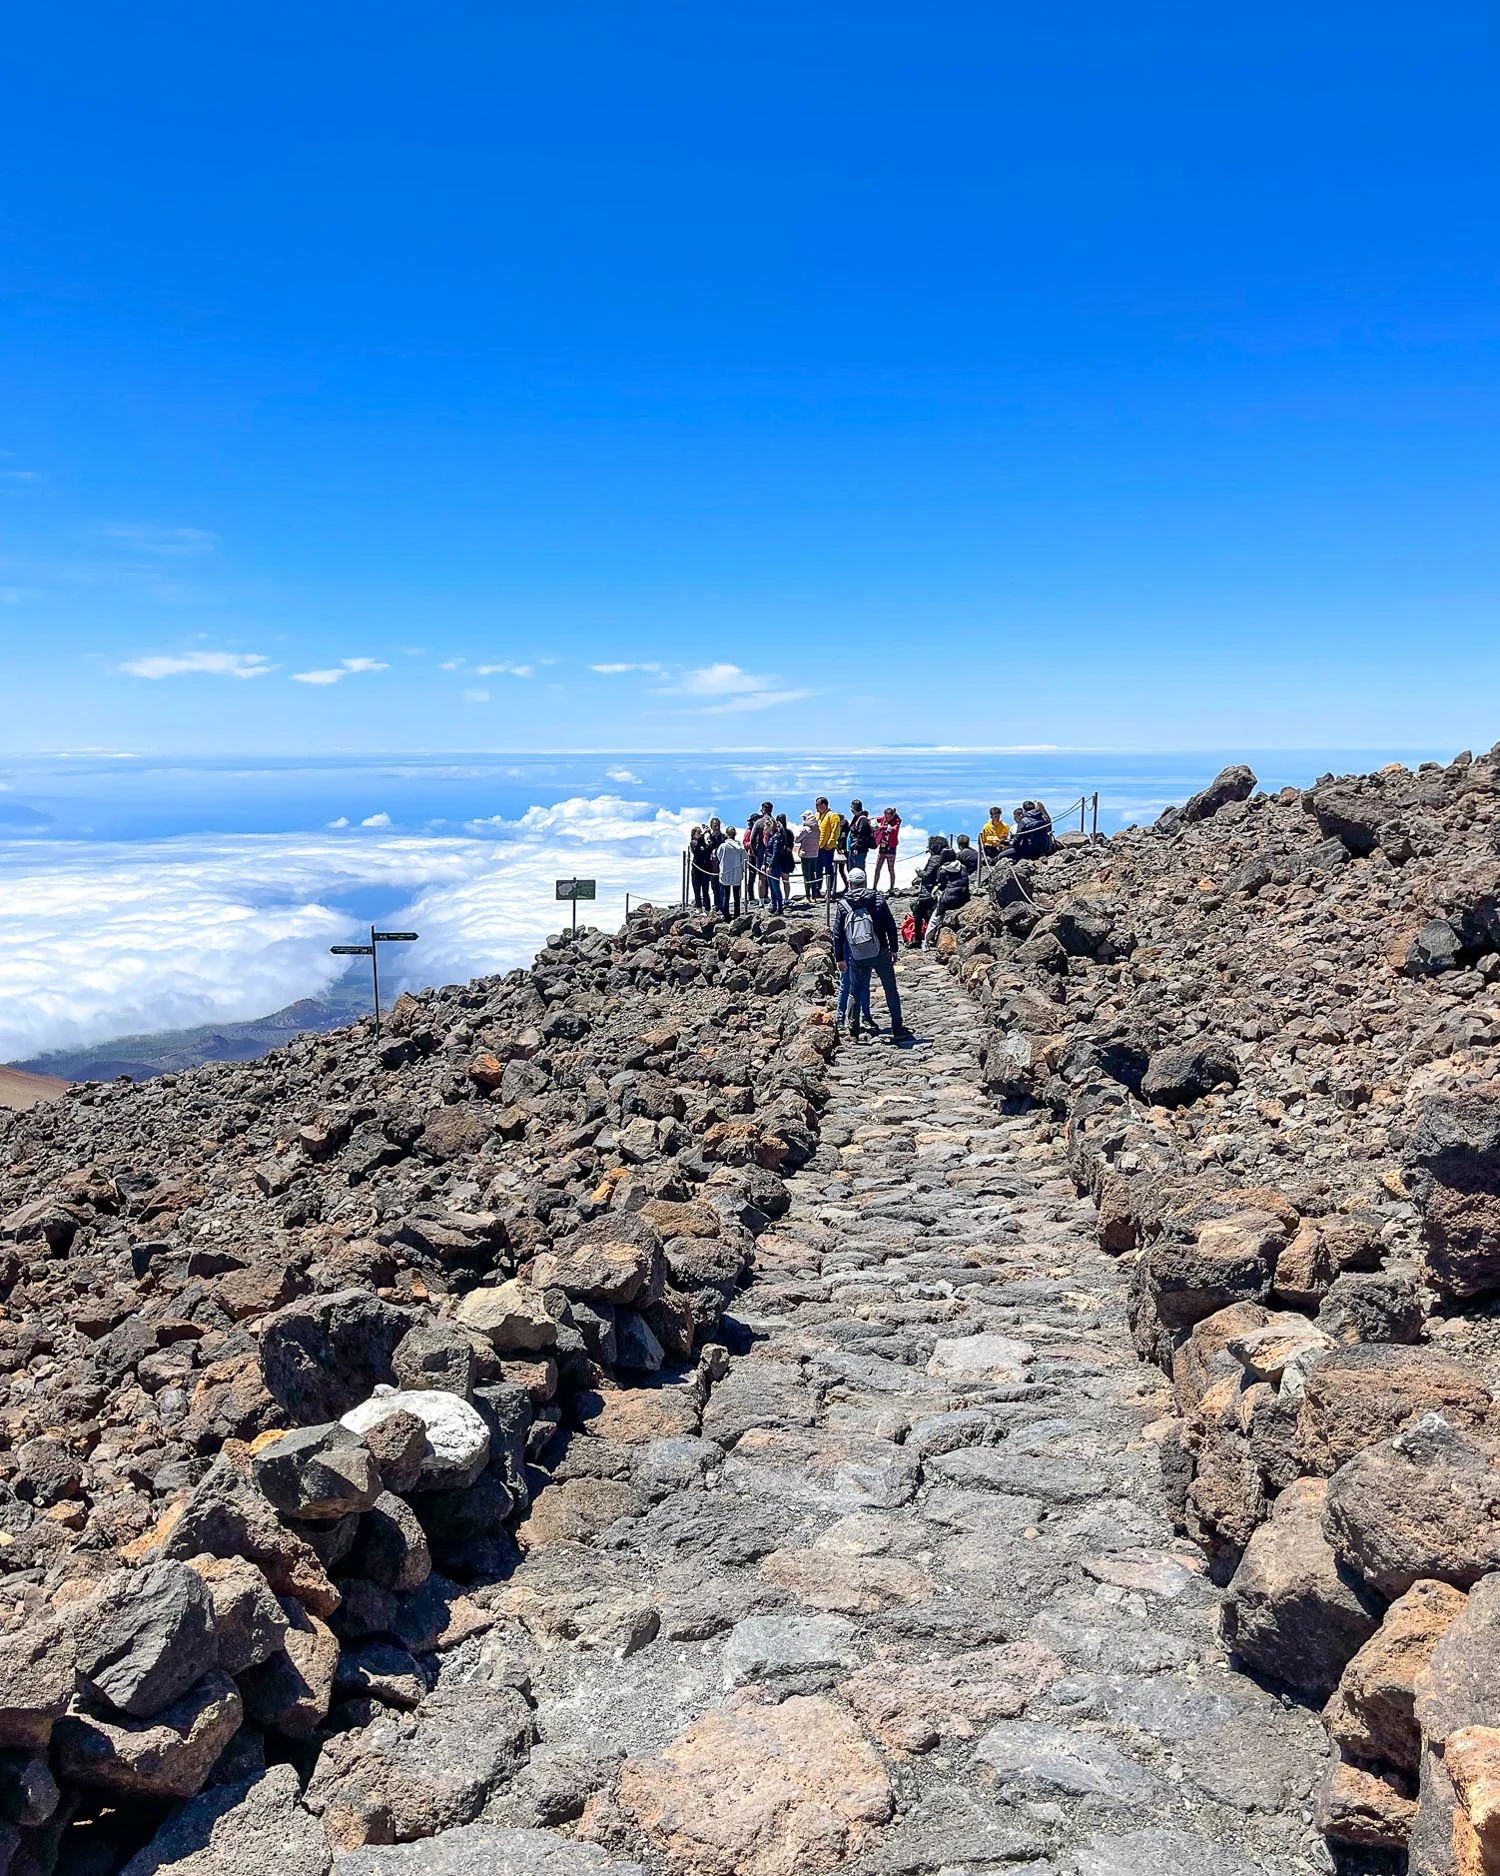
left=462, top=688, right=491, bottom=703
left=360, top=812, right=393, bottom=828
left=0, top=798, right=700, bottom=1060
left=102, top=525, right=217, bottom=556
left=606, top=767, right=642, bottom=783
left=291, top=658, right=390, bottom=685
left=591, top=661, right=663, bottom=674
left=474, top=662, right=535, bottom=678
left=121, top=650, right=277, bottom=681
left=326, top=816, right=350, bottom=829
left=439, top=659, right=465, bottom=671
left=660, top=662, right=812, bottom=714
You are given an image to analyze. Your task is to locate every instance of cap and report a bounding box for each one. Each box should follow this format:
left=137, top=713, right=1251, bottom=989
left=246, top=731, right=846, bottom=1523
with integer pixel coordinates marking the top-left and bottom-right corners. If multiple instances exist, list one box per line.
left=846, top=868, right=867, bottom=887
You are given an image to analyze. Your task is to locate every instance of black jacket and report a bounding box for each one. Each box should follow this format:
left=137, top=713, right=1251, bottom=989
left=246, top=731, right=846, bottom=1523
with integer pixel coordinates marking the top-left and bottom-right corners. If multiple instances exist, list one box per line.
left=832, top=889, right=899, bottom=963
left=936, top=859, right=971, bottom=911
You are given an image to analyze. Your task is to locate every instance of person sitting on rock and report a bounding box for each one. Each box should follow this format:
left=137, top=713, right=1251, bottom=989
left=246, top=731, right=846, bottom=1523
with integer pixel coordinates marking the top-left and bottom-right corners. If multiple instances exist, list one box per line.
left=909, top=836, right=950, bottom=947
left=922, top=849, right=972, bottom=951
left=1004, top=801, right=1055, bottom=861
left=979, top=805, right=1010, bottom=860
left=953, top=833, right=979, bottom=876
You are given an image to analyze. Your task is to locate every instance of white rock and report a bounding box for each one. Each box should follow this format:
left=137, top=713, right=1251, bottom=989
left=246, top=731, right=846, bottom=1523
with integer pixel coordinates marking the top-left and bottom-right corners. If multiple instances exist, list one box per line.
left=340, top=1387, right=490, bottom=1489
left=926, top=1334, right=1034, bottom=1382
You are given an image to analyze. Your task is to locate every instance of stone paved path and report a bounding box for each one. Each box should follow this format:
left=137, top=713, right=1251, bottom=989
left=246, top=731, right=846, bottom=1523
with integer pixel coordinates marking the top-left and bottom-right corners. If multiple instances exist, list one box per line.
left=356, top=954, right=1336, bottom=1876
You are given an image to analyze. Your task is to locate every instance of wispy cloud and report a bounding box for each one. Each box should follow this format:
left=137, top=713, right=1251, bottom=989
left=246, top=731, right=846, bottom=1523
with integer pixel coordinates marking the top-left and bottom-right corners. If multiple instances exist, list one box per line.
left=439, top=658, right=465, bottom=672
left=591, top=661, right=663, bottom=674
left=474, top=661, right=534, bottom=678
left=121, top=650, right=277, bottom=680
left=606, top=766, right=642, bottom=783
left=661, top=662, right=811, bottom=713
left=291, top=657, right=391, bottom=686
left=361, top=812, right=392, bottom=828
left=101, top=525, right=218, bottom=557
left=462, top=688, right=491, bottom=703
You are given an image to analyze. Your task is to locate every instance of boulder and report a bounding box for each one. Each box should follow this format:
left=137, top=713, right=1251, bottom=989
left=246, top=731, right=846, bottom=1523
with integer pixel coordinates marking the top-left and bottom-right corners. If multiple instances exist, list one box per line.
left=1296, top=1343, right=1493, bottom=1476
left=359, top=1409, right=428, bottom=1498
left=529, top=1216, right=664, bottom=1307
left=343, top=1492, right=432, bottom=1594
left=1328, top=1578, right=1468, bottom=1772
left=455, top=1282, right=557, bottom=1353
left=1140, top=1040, right=1240, bottom=1109
left=238, top=1598, right=339, bottom=1739
left=305, top=1683, right=534, bottom=1851
left=1405, top=1080, right=1500, bottom=1299
left=53, top=1670, right=242, bottom=1798
left=119, top=1761, right=332, bottom=1876
left=251, top=1423, right=383, bottom=1522
left=1142, top=1212, right=1283, bottom=1331
left=162, top=1456, right=340, bottom=1617
left=1314, top=1750, right=1418, bottom=1850
left=1181, top=764, right=1257, bottom=824
left=391, top=1320, right=477, bottom=1398
left=183, top=1554, right=289, bottom=1676
left=341, top=1387, right=490, bottom=1491
left=1316, top=1270, right=1423, bottom=1346
left=258, top=1290, right=411, bottom=1424
left=0, top=1616, right=76, bottom=1749
left=1221, top=1478, right=1383, bottom=1698
left=1323, top=1414, right=1500, bottom=1597
left=68, top=1560, right=216, bottom=1720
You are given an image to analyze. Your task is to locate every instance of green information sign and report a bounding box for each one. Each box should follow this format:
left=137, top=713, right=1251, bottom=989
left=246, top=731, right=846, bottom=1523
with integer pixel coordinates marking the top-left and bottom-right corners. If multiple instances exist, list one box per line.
left=555, top=878, right=597, bottom=901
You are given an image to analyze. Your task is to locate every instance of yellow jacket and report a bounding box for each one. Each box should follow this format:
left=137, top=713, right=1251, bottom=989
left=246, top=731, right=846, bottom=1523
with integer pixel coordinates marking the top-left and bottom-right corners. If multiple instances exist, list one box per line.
left=980, top=815, right=1010, bottom=850
left=817, top=811, right=840, bottom=851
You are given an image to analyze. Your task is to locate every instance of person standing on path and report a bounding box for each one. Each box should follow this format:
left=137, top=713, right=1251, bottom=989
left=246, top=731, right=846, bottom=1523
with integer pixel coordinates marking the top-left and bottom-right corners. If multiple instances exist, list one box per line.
left=815, top=795, right=839, bottom=899
left=872, top=806, right=901, bottom=893
left=767, top=813, right=794, bottom=912
left=688, top=826, right=713, bottom=910
left=847, top=800, right=874, bottom=873
left=715, top=825, right=746, bottom=917
left=797, top=811, right=821, bottom=899
left=832, top=865, right=910, bottom=1042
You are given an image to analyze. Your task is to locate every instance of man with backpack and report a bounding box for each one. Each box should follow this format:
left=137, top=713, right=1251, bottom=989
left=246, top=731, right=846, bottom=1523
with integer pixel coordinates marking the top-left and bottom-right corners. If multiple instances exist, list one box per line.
left=832, top=866, right=911, bottom=1043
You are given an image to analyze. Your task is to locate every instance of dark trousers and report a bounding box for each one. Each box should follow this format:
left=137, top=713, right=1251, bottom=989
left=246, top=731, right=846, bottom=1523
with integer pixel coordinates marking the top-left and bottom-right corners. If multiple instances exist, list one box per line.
left=715, top=881, right=742, bottom=917
left=818, top=851, right=836, bottom=895
left=692, top=868, right=712, bottom=910
left=850, top=950, right=904, bottom=1031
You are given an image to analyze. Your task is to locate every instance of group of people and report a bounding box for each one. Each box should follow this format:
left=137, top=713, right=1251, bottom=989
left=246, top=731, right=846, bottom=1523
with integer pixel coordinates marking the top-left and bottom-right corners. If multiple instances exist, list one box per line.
left=688, top=798, right=903, bottom=917
left=683, top=792, right=1059, bottom=1043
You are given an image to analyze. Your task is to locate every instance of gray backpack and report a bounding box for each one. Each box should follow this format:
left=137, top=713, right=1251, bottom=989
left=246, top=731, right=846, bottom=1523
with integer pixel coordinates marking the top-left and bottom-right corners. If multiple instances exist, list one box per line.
left=846, top=900, right=881, bottom=962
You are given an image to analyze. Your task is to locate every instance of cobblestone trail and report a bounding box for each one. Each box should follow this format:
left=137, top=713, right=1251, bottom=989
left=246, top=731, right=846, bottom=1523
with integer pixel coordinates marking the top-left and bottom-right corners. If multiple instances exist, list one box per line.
left=348, top=956, right=1334, bottom=1876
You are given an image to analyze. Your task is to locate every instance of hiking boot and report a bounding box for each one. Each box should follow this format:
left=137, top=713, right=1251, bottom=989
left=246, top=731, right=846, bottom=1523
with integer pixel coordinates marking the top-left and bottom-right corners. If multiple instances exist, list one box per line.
left=891, top=1026, right=915, bottom=1044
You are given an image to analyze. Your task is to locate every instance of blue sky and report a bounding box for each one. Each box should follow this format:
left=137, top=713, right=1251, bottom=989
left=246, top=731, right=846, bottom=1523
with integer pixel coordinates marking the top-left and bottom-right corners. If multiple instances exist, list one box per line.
left=2, top=0, right=1497, bottom=754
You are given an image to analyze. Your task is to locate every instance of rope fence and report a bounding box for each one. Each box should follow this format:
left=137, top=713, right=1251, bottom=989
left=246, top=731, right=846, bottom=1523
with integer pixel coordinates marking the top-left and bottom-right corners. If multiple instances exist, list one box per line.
left=607, top=791, right=1102, bottom=930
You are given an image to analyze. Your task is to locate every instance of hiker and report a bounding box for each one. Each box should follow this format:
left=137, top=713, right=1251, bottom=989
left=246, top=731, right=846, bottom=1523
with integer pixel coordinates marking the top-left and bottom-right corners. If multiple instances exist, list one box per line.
left=923, top=846, right=972, bottom=950
left=767, top=813, right=794, bottom=912
left=797, top=811, right=821, bottom=898
left=688, top=826, right=714, bottom=911
left=908, top=836, right=950, bottom=947
left=832, top=866, right=910, bottom=1042
left=979, top=805, right=1010, bottom=861
left=847, top=800, right=875, bottom=868
left=833, top=806, right=852, bottom=891
left=815, top=796, right=839, bottom=898
left=954, top=833, right=979, bottom=876
left=872, top=806, right=901, bottom=893
left=748, top=801, right=775, bottom=902
left=1004, top=801, right=1055, bottom=861
left=715, top=825, right=746, bottom=917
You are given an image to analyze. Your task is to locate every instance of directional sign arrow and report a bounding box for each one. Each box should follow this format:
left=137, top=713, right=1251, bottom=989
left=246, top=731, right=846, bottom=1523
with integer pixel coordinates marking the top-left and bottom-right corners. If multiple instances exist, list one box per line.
left=330, top=944, right=375, bottom=956
left=371, top=931, right=419, bottom=942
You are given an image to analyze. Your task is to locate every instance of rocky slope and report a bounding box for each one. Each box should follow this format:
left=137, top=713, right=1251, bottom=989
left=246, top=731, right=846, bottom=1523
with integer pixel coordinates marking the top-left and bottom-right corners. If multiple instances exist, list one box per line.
left=941, top=743, right=1500, bottom=1871
left=0, top=908, right=837, bottom=1871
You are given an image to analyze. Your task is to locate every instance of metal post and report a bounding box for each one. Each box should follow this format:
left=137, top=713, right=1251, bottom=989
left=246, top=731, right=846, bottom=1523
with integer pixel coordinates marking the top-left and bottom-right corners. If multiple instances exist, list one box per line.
left=1092, top=792, right=1099, bottom=840
left=369, top=926, right=381, bottom=1037
left=573, top=896, right=579, bottom=936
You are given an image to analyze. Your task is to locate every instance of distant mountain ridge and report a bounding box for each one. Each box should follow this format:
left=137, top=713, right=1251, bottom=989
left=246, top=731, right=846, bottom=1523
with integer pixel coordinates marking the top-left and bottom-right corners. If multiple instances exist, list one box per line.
left=11, top=979, right=373, bottom=1083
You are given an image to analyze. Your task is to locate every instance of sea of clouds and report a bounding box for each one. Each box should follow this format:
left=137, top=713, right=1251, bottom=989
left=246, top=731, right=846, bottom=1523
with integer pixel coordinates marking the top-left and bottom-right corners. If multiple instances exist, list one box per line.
left=0, top=796, right=705, bottom=1062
